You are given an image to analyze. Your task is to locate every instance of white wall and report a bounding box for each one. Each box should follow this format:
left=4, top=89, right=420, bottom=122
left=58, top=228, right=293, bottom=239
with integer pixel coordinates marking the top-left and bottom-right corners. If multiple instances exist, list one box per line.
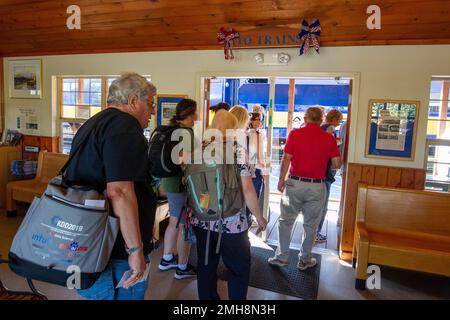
left=3, top=45, right=450, bottom=169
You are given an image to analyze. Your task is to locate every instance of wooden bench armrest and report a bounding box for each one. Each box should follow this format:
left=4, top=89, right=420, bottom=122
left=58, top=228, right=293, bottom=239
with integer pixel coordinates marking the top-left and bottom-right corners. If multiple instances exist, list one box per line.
left=356, top=222, right=369, bottom=243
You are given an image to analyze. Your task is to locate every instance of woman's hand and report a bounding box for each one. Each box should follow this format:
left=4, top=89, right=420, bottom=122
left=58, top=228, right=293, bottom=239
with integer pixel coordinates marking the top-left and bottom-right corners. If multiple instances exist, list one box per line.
left=256, top=216, right=268, bottom=231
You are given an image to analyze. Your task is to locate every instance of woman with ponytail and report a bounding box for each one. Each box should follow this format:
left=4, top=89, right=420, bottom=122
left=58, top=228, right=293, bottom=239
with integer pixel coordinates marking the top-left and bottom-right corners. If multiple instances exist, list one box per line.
left=158, top=98, right=198, bottom=279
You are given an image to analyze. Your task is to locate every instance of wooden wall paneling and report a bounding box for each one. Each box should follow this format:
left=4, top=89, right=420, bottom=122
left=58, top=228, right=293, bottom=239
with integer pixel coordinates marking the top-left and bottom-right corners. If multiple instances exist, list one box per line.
left=387, top=167, right=402, bottom=187
left=22, top=135, right=60, bottom=160
left=361, top=166, right=375, bottom=185
left=414, top=170, right=426, bottom=190
left=400, top=168, right=416, bottom=189
left=373, top=166, right=389, bottom=186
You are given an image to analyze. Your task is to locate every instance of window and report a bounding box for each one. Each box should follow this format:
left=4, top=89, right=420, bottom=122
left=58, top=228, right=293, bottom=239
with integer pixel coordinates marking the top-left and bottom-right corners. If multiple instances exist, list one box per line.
left=425, top=78, right=450, bottom=191
left=58, top=76, right=151, bottom=154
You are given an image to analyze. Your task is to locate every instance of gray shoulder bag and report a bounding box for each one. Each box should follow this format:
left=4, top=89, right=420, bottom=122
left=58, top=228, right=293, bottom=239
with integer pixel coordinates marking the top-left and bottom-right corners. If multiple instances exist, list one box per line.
left=8, top=111, right=119, bottom=289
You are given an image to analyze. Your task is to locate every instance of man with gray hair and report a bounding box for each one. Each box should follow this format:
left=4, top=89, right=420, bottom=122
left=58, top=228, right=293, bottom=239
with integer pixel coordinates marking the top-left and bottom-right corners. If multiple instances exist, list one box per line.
left=66, top=72, right=157, bottom=300
left=268, top=106, right=341, bottom=270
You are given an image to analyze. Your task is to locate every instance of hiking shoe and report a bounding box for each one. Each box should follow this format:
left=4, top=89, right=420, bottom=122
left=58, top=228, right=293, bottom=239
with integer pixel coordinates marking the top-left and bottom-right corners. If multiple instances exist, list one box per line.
left=158, top=255, right=178, bottom=271
left=315, top=233, right=327, bottom=243
left=297, top=258, right=317, bottom=271
left=267, top=257, right=289, bottom=267
left=174, top=264, right=197, bottom=280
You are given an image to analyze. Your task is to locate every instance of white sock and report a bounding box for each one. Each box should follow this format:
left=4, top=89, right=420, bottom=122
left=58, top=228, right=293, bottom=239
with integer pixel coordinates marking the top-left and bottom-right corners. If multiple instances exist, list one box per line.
left=163, top=254, right=173, bottom=261
left=178, top=263, right=187, bottom=270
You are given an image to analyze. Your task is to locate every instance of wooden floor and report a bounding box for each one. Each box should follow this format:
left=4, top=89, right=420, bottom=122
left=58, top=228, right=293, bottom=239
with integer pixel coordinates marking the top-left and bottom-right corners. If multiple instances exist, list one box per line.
left=1, top=205, right=449, bottom=300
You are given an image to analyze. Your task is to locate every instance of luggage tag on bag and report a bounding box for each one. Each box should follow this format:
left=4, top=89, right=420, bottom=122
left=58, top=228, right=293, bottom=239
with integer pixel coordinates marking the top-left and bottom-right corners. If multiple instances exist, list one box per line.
left=199, top=193, right=210, bottom=209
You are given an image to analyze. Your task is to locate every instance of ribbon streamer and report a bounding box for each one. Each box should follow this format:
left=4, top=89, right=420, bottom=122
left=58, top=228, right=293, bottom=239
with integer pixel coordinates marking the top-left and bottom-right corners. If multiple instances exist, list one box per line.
left=297, top=19, right=321, bottom=56
left=217, top=27, right=240, bottom=60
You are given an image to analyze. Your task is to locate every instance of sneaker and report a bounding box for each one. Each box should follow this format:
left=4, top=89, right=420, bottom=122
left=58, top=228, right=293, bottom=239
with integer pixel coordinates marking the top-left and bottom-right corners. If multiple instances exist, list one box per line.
left=158, top=255, right=178, bottom=271
left=315, top=233, right=327, bottom=243
left=174, top=264, right=197, bottom=280
left=267, top=257, right=289, bottom=267
left=297, top=257, right=317, bottom=271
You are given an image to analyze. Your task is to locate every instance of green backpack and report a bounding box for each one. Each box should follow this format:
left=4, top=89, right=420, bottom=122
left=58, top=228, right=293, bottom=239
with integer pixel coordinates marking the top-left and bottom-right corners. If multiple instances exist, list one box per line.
left=184, top=141, right=245, bottom=264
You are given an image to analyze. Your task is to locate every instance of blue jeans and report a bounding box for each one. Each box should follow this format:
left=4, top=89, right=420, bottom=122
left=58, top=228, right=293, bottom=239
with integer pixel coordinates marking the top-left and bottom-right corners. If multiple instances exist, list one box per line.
left=317, top=180, right=332, bottom=234
left=77, top=259, right=149, bottom=300
left=252, top=169, right=263, bottom=199
left=247, top=169, right=263, bottom=216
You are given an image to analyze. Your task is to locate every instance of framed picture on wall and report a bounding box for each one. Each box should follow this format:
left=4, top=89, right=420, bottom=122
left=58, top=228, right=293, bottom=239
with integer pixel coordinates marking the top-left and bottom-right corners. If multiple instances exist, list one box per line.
left=365, top=99, right=420, bottom=161
left=155, top=94, right=188, bottom=127
left=9, top=59, right=42, bottom=99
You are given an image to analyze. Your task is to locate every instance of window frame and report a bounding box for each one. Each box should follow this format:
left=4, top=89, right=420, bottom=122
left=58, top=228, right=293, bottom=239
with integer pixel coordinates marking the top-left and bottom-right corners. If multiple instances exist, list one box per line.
left=424, top=77, right=450, bottom=191
left=57, top=75, right=151, bottom=154
left=58, top=76, right=111, bottom=154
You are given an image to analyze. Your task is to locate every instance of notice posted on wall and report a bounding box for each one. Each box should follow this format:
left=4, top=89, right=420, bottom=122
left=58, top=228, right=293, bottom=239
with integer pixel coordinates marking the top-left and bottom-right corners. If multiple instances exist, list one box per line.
left=14, top=106, right=40, bottom=135
left=375, top=109, right=407, bottom=151
left=161, top=102, right=177, bottom=126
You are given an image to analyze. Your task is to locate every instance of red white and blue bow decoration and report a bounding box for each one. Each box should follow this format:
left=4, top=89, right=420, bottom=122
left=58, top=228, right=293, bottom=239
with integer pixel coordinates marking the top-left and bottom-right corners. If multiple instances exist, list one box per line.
left=297, top=19, right=321, bottom=56
left=217, top=27, right=240, bottom=60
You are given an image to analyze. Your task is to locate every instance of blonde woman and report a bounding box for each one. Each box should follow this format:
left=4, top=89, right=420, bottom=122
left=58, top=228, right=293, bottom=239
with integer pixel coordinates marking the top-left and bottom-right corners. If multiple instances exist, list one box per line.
left=229, top=105, right=250, bottom=129
left=190, top=109, right=267, bottom=300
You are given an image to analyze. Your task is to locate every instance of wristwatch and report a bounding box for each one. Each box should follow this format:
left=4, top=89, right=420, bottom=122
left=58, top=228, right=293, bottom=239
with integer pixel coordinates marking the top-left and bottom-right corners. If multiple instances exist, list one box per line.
left=125, top=242, right=143, bottom=255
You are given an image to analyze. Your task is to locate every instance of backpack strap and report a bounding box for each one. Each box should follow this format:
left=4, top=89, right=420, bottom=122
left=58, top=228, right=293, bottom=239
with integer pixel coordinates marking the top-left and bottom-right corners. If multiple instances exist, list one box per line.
left=215, top=176, right=226, bottom=255
left=205, top=223, right=211, bottom=266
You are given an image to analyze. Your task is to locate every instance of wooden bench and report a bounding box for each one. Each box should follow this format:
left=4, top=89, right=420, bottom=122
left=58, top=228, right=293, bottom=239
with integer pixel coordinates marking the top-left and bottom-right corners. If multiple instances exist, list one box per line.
left=6, top=151, right=68, bottom=217
left=353, top=183, right=450, bottom=290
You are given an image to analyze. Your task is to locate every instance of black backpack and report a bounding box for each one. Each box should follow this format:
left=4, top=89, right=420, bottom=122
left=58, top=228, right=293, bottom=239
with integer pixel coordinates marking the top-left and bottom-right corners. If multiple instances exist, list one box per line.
left=321, top=123, right=336, bottom=183
left=148, top=125, right=185, bottom=178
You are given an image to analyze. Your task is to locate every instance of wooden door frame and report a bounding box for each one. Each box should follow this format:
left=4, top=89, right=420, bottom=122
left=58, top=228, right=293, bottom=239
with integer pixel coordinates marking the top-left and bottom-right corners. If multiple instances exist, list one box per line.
left=0, top=58, right=4, bottom=132
left=197, top=72, right=360, bottom=253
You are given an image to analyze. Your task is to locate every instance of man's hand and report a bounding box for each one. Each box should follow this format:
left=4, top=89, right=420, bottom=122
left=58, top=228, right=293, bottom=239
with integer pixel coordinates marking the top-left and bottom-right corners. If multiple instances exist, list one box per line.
left=123, top=251, right=146, bottom=289
left=277, top=179, right=286, bottom=193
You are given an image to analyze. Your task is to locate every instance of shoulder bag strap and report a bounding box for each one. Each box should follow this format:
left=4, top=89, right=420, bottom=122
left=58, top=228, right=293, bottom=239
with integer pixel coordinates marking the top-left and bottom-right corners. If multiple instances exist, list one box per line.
left=58, top=110, right=115, bottom=178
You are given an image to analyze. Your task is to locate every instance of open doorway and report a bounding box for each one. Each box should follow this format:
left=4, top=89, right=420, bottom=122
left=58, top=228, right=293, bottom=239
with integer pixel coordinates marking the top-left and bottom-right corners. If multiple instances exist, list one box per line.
left=201, top=75, right=353, bottom=254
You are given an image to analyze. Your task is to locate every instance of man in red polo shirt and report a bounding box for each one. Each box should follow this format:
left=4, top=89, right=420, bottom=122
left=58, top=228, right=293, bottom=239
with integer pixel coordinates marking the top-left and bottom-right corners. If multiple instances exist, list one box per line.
left=268, top=107, right=341, bottom=270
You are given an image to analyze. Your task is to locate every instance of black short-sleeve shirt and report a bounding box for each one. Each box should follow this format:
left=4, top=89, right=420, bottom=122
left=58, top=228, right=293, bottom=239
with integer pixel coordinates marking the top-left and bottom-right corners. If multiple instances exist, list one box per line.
left=66, top=108, right=156, bottom=260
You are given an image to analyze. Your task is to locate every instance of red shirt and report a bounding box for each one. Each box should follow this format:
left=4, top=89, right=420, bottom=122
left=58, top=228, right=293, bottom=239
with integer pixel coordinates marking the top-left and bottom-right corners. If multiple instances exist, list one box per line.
left=284, top=123, right=340, bottom=179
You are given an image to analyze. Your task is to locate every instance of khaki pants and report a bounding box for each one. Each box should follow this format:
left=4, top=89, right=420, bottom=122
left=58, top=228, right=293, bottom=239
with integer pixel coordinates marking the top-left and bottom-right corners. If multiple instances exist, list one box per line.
left=275, top=178, right=326, bottom=263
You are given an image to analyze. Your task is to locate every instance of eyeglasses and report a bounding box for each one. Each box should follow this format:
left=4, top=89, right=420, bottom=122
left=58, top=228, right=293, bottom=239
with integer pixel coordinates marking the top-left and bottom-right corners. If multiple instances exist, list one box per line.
left=147, top=101, right=156, bottom=110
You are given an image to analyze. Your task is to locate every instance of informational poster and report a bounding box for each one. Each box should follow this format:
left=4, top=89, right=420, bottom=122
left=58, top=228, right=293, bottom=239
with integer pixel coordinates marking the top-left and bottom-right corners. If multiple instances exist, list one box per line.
left=161, top=102, right=177, bottom=126
left=375, top=110, right=407, bottom=151
left=366, top=100, right=419, bottom=160
left=76, top=106, right=90, bottom=119
left=156, top=95, right=187, bottom=127
left=15, top=106, right=40, bottom=134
